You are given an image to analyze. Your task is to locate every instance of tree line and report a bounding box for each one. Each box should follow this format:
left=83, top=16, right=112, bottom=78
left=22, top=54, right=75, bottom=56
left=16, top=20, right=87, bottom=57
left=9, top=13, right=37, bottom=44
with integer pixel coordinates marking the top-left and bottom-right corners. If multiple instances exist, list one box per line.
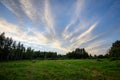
left=66, top=48, right=89, bottom=59
left=0, top=32, right=120, bottom=61
left=66, top=40, right=120, bottom=60
left=0, top=32, right=57, bottom=61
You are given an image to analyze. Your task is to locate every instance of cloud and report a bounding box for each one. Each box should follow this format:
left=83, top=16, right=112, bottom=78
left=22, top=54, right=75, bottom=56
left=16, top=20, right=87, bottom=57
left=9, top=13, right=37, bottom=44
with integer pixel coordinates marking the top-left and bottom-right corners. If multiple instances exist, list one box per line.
left=1, top=0, right=44, bottom=25
left=51, top=40, right=69, bottom=52
left=1, top=0, right=57, bottom=41
left=70, top=34, right=100, bottom=50
left=69, top=21, right=99, bottom=49
left=0, top=0, right=27, bottom=22
left=86, top=40, right=107, bottom=50
left=0, top=18, right=48, bottom=45
left=19, top=0, right=56, bottom=40
left=44, top=0, right=56, bottom=37
left=19, top=0, right=37, bottom=21
left=72, top=21, right=99, bottom=42
left=0, top=18, right=23, bottom=36
left=19, top=0, right=45, bottom=24
left=86, top=47, right=108, bottom=56
left=62, top=0, right=85, bottom=39
left=85, top=38, right=112, bottom=55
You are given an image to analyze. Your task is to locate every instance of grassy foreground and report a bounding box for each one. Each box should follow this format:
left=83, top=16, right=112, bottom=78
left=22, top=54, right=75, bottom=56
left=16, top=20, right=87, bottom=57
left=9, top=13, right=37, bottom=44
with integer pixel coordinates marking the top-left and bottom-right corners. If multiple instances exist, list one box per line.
left=0, top=59, right=120, bottom=80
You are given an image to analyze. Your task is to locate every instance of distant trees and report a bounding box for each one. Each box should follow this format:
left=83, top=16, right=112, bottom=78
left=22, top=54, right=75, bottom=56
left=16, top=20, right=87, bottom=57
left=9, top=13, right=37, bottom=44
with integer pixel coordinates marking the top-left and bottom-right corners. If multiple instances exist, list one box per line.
left=66, top=48, right=89, bottom=59
left=108, top=40, right=120, bottom=59
left=1, top=32, right=120, bottom=61
left=0, top=32, right=57, bottom=61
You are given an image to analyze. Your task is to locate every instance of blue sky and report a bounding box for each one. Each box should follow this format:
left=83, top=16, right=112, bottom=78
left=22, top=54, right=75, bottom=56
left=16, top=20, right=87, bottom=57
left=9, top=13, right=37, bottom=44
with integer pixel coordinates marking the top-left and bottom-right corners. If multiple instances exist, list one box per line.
left=0, top=0, right=120, bottom=55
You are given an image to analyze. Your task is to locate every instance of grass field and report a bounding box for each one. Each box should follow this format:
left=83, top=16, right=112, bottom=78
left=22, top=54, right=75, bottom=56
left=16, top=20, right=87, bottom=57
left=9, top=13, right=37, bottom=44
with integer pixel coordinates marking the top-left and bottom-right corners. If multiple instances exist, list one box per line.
left=0, top=59, right=120, bottom=80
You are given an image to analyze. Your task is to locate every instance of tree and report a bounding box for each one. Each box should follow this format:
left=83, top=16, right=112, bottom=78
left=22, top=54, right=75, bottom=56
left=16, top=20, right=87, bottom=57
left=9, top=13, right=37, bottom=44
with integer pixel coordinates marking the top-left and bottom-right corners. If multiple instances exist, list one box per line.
left=89, top=54, right=93, bottom=59
left=66, top=48, right=89, bottom=59
left=25, top=47, right=34, bottom=59
left=109, top=40, right=120, bottom=59
left=0, top=33, right=13, bottom=60
left=97, top=54, right=104, bottom=58
left=5, top=37, right=13, bottom=60
left=0, top=32, right=5, bottom=61
left=10, top=41, right=17, bottom=60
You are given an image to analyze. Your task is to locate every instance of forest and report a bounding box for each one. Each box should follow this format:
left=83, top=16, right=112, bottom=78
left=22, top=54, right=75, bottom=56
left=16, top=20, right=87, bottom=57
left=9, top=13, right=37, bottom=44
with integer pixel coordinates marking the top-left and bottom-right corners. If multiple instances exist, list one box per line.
left=0, top=32, right=120, bottom=61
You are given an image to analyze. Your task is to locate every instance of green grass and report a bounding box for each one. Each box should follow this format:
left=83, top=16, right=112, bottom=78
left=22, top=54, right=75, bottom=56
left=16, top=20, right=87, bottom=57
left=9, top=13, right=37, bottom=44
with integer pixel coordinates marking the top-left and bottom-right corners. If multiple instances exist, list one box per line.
left=0, top=59, right=120, bottom=80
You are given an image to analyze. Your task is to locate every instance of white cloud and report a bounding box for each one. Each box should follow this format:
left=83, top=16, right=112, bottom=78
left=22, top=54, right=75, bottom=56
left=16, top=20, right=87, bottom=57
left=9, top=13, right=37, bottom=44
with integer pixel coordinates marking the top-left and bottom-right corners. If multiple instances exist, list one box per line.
left=71, top=21, right=99, bottom=43
left=70, top=34, right=100, bottom=50
left=86, top=40, right=106, bottom=50
left=0, top=18, right=23, bottom=36
left=63, top=0, right=85, bottom=39
left=86, top=48, right=107, bottom=56
left=0, top=18, right=48, bottom=44
left=19, top=0, right=56, bottom=40
left=44, top=0, right=56, bottom=37
left=52, top=40, right=69, bottom=52
left=85, top=39, right=111, bottom=55
left=20, top=0, right=36, bottom=21
left=64, top=21, right=101, bottom=53
left=19, top=0, right=44, bottom=24
left=66, top=22, right=98, bottom=50
left=1, top=0, right=27, bottom=22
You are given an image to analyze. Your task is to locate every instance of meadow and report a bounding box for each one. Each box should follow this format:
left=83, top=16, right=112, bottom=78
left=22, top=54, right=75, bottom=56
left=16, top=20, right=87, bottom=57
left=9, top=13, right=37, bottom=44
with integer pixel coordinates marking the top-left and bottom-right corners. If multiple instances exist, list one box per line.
left=0, top=59, right=120, bottom=80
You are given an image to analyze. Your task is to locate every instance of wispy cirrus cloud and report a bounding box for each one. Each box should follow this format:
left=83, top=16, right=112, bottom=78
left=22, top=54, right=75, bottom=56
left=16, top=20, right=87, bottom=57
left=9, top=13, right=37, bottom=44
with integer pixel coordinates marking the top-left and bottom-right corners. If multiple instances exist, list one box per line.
left=0, top=18, right=23, bottom=37
left=20, top=0, right=56, bottom=40
left=1, top=0, right=57, bottom=42
left=44, top=0, right=56, bottom=38
left=70, top=21, right=99, bottom=43
left=62, top=0, right=85, bottom=39
left=19, top=0, right=45, bottom=24
left=85, top=40, right=111, bottom=55
left=0, top=0, right=26, bottom=21
left=19, top=0, right=38, bottom=22
left=66, top=21, right=99, bottom=50
left=0, top=18, right=48, bottom=45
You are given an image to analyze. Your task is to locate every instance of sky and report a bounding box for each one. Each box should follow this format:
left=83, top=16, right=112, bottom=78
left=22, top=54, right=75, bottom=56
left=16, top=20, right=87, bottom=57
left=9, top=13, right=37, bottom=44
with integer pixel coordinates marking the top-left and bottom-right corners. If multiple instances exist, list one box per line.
left=0, top=0, right=120, bottom=55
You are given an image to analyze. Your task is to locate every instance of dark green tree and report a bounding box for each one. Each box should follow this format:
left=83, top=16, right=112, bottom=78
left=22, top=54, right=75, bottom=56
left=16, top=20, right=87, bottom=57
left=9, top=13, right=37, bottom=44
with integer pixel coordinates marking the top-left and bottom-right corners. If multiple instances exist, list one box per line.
left=67, top=48, right=89, bottom=59
left=109, top=40, right=120, bottom=59
left=0, top=32, right=5, bottom=61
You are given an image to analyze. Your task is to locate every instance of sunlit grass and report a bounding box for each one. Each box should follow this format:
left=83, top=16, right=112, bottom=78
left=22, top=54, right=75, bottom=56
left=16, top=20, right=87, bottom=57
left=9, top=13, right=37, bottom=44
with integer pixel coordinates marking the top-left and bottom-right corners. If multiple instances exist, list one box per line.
left=0, top=59, right=120, bottom=80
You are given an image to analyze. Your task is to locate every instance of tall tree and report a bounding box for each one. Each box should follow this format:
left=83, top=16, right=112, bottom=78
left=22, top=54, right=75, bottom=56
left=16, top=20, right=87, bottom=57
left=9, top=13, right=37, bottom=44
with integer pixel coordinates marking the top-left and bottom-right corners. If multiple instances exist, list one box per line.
left=109, top=40, right=120, bottom=59
left=0, top=32, right=5, bottom=60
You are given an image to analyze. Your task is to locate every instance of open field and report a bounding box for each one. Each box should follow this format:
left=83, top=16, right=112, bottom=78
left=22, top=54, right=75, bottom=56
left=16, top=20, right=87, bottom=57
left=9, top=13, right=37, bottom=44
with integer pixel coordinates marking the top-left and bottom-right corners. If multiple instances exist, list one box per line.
left=0, top=59, right=120, bottom=80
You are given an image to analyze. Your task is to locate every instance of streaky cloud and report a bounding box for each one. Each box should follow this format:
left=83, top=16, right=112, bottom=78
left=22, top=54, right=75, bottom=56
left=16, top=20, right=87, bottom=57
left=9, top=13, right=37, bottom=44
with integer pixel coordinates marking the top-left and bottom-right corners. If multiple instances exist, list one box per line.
left=44, top=0, right=56, bottom=37
left=0, top=18, right=48, bottom=45
left=19, top=0, right=45, bottom=24
left=85, top=38, right=112, bottom=55
left=76, top=22, right=98, bottom=41
left=70, top=21, right=99, bottom=43
left=1, top=0, right=26, bottom=22
left=70, top=34, right=101, bottom=50
left=20, top=0, right=37, bottom=22
left=62, top=0, right=85, bottom=39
